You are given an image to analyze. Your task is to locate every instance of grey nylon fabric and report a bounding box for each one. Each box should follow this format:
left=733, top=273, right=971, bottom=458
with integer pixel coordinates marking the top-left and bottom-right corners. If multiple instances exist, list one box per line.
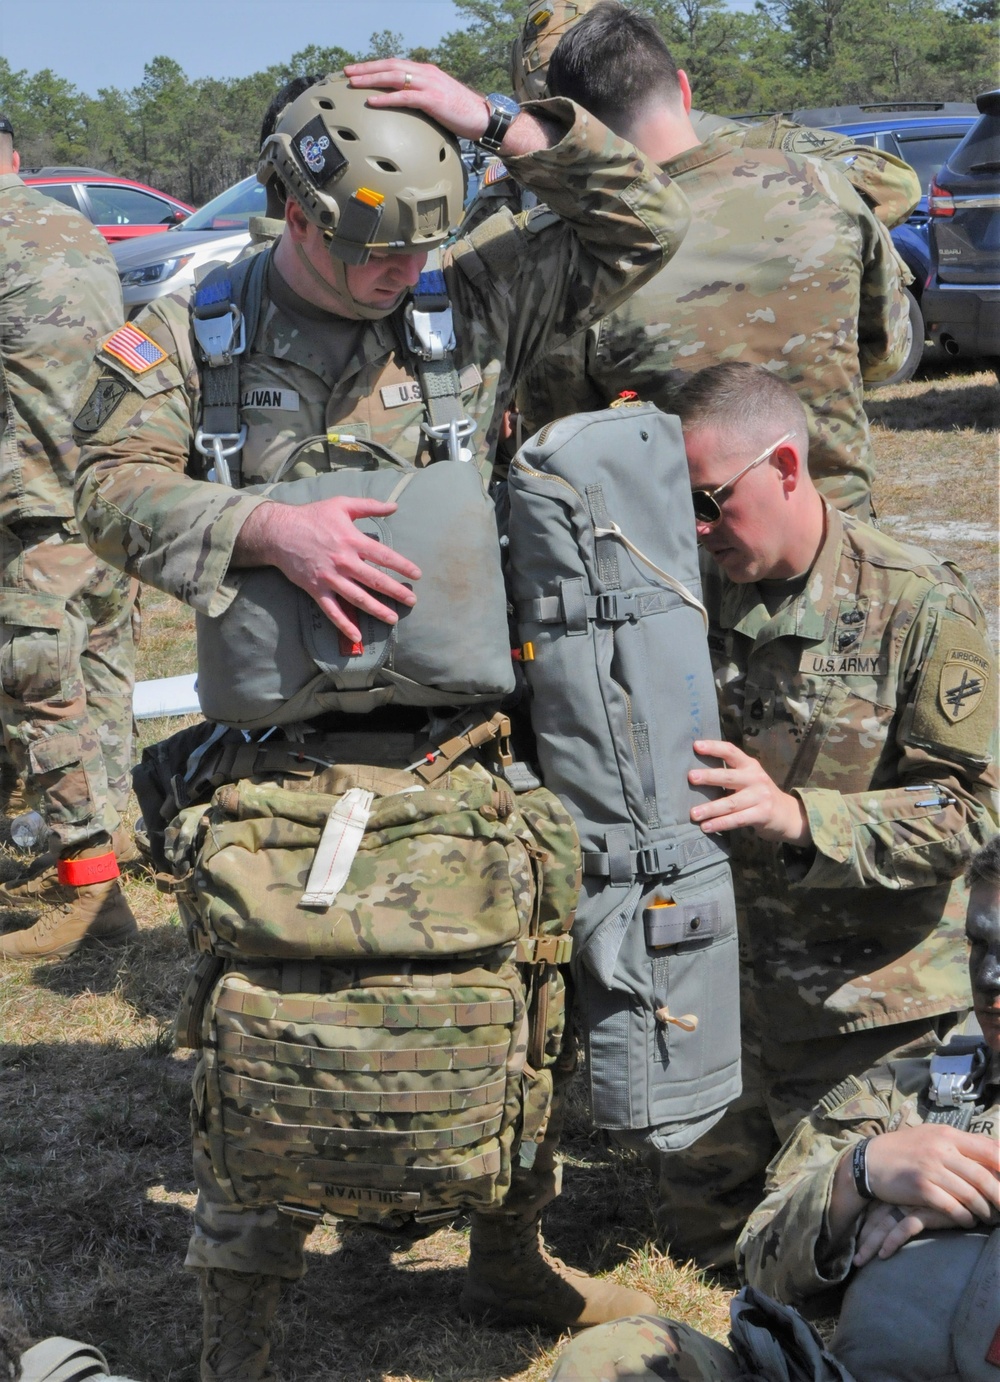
left=195, top=455, right=514, bottom=728
left=730, top=1287, right=857, bottom=1382
left=506, top=403, right=741, bottom=1150
left=832, top=1229, right=999, bottom=1382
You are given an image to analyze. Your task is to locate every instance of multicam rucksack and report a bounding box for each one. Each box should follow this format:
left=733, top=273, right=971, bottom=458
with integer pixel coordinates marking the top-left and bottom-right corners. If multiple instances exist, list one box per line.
left=165, top=728, right=579, bottom=1231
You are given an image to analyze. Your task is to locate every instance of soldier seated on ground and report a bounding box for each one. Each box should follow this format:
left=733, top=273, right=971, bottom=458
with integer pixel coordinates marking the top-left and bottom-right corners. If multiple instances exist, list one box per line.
left=546, top=835, right=1000, bottom=1382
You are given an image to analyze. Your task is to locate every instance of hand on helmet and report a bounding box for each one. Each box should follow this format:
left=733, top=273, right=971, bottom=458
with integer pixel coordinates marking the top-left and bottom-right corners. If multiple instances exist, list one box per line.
left=345, top=60, right=495, bottom=143
left=234, top=495, right=421, bottom=642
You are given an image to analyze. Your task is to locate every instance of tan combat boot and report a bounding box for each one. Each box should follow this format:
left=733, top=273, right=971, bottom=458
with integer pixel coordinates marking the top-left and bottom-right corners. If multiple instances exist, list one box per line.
left=199, top=1269, right=282, bottom=1382
left=0, top=827, right=139, bottom=907
left=460, top=1209, right=656, bottom=1330
left=0, top=845, right=137, bottom=961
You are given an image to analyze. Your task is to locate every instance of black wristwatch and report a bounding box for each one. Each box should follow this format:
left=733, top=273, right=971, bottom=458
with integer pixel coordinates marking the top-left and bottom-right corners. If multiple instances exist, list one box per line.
left=479, top=93, right=521, bottom=154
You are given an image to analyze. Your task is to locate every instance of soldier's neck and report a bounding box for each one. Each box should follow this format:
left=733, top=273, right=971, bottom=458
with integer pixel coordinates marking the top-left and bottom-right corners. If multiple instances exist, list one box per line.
left=624, top=106, right=701, bottom=165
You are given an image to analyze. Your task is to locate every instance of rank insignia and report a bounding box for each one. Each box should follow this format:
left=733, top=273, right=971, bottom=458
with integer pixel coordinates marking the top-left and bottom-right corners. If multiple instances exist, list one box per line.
left=102, top=323, right=167, bottom=374
left=74, top=377, right=128, bottom=433
left=938, top=647, right=989, bottom=723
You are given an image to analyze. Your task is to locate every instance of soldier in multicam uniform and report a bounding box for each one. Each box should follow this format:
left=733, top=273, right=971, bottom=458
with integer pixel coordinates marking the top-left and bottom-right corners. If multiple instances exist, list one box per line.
left=647, top=361, right=998, bottom=1270
left=462, top=0, right=920, bottom=241
left=511, top=3, right=911, bottom=520
left=0, top=114, right=138, bottom=961
left=72, top=59, right=691, bottom=1382
left=536, top=549, right=1000, bottom=1382
left=738, top=836, right=1000, bottom=1382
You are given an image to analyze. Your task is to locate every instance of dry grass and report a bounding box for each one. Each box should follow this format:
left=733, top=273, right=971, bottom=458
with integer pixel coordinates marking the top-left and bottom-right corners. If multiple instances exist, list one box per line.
left=1, top=365, right=996, bottom=1381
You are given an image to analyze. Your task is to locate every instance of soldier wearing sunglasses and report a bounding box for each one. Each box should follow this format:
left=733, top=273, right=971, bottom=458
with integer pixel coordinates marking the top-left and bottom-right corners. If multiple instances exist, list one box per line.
left=650, top=361, right=998, bottom=1272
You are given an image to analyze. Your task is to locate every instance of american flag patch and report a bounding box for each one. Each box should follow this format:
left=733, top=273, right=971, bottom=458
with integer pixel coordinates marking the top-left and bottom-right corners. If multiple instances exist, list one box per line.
left=483, top=159, right=511, bottom=187
left=102, top=323, right=167, bottom=374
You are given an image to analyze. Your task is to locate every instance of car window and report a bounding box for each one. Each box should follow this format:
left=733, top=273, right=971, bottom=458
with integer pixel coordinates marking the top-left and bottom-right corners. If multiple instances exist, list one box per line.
left=32, top=182, right=81, bottom=210
left=892, top=133, right=965, bottom=193
left=948, top=114, right=1000, bottom=174
left=183, top=178, right=267, bottom=232
left=84, top=184, right=183, bottom=226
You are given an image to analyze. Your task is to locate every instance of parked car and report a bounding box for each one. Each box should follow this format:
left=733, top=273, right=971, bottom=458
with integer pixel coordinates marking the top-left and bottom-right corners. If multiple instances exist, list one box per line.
left=113, top=175, right=266, bottom=316
left=21, top=168, right=193, bottom=243
left=922, top=90, right=1000, bottom=365
left=794, top=103, right=980, bottom=381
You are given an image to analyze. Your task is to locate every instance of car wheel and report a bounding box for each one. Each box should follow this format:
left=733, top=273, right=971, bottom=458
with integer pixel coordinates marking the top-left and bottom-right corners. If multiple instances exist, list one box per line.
left=873, top=287, right=925, bottom=388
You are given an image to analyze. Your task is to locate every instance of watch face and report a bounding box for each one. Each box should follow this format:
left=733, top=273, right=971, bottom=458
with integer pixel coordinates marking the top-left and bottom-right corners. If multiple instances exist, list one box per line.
left=487, top=93, right=521, bottom=115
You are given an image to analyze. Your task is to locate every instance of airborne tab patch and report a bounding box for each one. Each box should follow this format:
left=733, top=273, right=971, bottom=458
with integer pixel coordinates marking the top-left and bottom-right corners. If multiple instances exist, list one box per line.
left=938, top=647, right=989, bottom=723
left=102, top=323, right=167, bottom=374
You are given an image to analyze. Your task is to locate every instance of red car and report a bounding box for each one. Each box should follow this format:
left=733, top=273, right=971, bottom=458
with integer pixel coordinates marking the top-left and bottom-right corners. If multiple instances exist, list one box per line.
left=21, top=167, right=193, bottom=243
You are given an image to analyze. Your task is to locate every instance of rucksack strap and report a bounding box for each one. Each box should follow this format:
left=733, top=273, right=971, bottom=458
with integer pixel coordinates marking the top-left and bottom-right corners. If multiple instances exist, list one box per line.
left=191, top=248, right=269, bottom=485
left=17, top=1337, right=109, bottom=1382
left=404, top=266, right=476, bottom=464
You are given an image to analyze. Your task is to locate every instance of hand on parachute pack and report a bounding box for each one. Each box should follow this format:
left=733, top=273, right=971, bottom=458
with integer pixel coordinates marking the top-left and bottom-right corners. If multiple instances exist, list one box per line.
left=688, top=738, right=811, bottom=845
left=233, top=494, right=421, bottom=643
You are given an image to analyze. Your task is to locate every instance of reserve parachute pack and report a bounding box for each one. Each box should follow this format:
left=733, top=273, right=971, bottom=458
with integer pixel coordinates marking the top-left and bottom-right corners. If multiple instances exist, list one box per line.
left=191, top=255, right=514, bottom=729
left=195, top=445, right=514, bottom=728
left=164, top=723, right=579, bottom=1230
left=506, top=401, right=741, bottom=1151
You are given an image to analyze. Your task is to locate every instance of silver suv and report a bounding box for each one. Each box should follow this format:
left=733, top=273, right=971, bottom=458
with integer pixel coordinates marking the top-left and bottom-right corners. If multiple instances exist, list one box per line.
left=113, top=175, right=266, bottom=316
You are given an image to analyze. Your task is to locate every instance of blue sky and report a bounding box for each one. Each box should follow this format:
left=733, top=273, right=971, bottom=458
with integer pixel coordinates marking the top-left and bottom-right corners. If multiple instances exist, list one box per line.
left=0, top=0, right=466, bottom=95
left=2, top=0, right=760, bottom=97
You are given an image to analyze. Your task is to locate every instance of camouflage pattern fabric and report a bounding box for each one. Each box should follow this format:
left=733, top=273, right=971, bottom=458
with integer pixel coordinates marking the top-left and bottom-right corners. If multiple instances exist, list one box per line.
left=462, top=110, right=920, bottom=244
left=738, top=1048, right=1000, bottom=1309
left=653, top=506, right=997, bottom=1268
left=547, top=1314, right=743, bottom=1381
left=73, top=97, right=689, bottom=609
left=516, top=131, right=910, bottom=518
left=0, top=174, right=134, bottom=849
left=654, top=995, right=954, bottom=1269
left=694, top=112, right=921, bottom=228
left=0, top=526, right=135, bottom=848
left=169, top=761, right=578, bottom=1226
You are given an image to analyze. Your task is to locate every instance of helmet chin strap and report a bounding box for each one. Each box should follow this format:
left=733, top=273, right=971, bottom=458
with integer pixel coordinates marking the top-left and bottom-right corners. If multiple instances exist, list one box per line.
left=291, top=238, right=403, bottom=322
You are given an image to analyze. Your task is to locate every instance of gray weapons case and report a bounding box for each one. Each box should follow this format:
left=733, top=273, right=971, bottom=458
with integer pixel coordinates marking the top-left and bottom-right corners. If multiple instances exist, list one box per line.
left=507, top=403, right=741, bottom=1150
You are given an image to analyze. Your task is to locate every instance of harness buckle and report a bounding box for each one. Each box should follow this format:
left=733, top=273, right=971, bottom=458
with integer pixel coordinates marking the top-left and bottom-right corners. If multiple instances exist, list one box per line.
left=194, top=426, right=248, bottom=486
left=192, top=306, right=246, bottom=369
left=406, top=305, right=456, bottom=361
left=420, top=416, right=477, bottom=464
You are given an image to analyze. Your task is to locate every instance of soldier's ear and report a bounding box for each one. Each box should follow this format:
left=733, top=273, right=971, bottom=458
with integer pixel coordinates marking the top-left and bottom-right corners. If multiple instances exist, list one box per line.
left=283, top=196, right=310, bottom=243
left=11, top=149, right=19, bottom=173
left=677, top=70, right=693, bottom=115
left=773, top=441, right=803, bottom=493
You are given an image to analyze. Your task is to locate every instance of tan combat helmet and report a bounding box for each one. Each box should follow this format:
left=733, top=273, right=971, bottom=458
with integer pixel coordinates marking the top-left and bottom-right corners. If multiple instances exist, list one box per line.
left=510, top=0, right=603, bottom=102
left=258, top=73, right=466, bottom=265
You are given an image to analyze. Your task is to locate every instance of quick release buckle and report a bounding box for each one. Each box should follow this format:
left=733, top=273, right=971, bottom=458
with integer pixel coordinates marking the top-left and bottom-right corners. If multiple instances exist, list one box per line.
left=421, top=416, right=476, bottom=464
left=928, top=1050, right=979, bottom=1109
left=194, top=426, right=248, bottom=486
left=192, top=305, right=246, bottom=370
left=406, top=304, right=457, bottom=361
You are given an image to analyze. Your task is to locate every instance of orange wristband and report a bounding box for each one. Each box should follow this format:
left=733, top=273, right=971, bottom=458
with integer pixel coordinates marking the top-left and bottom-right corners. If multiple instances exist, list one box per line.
left=58, top=851, right=120, bottom=886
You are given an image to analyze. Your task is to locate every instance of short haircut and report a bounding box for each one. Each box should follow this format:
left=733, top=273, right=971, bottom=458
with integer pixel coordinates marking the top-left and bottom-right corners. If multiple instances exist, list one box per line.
left=967, top=835, right=1000, bottom=890
left=673, top=362, right=809, bottom=455
left=547, top=1, right=681, bottom=130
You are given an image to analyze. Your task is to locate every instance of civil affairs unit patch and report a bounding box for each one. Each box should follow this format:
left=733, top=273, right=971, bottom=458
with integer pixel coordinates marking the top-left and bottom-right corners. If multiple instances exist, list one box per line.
left=102, top=323, right=167, bottom=374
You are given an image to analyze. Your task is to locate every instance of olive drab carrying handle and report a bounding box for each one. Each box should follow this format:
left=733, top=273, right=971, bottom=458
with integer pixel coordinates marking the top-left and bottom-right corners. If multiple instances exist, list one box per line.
left=506, top=401, right=742, bottom=1152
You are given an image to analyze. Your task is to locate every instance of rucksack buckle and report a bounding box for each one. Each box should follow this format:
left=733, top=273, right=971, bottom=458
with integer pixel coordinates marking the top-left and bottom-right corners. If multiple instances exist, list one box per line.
left=595, top=592, right=638, bottom=622
left=192, top=304, right=246, bottom=369
left=421, top=416, right=476, bottom=464
left=928, top=1049, right=980, bottom=1108
left=194, top=426, right=248, bottom=486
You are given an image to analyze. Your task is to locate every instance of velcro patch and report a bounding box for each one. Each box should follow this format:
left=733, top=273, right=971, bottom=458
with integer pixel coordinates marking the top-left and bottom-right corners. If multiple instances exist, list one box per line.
left=293, top=115, right=347, bottom=188
left=240, top=387, right=299, bottom=411
left=483, top=159, right=511, bottom=187
left=74, top=376, right=128, bottom=433
left=910, top=613, right=997, bottom=762
left=801, top=651, right=887, bottom=677
left=380, top=379, right=423, bottom=409
left=938, top=647, right=990, bottom=723
left=101, top=323, right=167, bottom=374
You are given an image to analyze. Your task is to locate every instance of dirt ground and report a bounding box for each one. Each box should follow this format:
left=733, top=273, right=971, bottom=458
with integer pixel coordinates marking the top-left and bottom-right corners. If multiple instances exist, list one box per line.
left=1, top=363, right=997, bottom=1382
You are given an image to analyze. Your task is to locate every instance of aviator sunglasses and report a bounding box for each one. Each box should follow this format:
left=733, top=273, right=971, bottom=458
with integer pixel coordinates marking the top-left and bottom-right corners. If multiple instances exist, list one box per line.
left=690, top=431, right=796, bottom=526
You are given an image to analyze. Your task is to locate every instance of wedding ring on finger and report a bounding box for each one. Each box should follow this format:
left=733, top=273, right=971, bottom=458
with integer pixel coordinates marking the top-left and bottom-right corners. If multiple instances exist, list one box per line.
left=404, top=71, right=412, bottom=88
